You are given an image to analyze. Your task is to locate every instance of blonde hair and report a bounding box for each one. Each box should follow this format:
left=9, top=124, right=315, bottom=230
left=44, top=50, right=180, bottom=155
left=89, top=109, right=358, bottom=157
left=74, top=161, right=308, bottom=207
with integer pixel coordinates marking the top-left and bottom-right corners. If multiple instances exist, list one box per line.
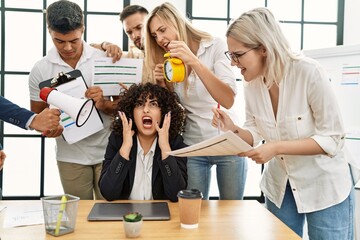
left=144, top=2, right=212, bottom=90
left=226, top=7, right=301, bottom=87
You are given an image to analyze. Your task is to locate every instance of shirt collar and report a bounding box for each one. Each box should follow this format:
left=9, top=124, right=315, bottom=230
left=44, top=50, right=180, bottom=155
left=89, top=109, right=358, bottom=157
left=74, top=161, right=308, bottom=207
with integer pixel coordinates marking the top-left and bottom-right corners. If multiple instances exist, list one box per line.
left=197, top=39, right=214, bottom=57
left=46, top=40, right=95, bottom=67
left=136, top=136, right=158, bottom=156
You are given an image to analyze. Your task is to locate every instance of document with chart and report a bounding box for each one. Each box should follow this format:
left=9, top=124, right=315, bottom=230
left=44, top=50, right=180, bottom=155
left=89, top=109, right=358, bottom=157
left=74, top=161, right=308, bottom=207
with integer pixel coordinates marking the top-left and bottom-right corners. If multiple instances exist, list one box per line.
left=167, top=130, right=252, bottom=157
left=92, top=57, right=143, bottom=96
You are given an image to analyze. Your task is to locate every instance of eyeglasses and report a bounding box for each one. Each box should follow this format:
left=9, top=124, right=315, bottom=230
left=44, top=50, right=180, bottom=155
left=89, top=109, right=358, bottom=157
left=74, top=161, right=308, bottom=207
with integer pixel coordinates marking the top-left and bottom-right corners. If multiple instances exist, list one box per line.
left=224, top=46, right=259, bottom=63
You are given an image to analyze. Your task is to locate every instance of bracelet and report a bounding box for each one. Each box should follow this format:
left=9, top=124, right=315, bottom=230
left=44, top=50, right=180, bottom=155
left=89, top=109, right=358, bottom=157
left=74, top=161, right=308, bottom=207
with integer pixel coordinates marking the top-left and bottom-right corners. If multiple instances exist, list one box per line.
left=100, top=41, right=107, bottom=51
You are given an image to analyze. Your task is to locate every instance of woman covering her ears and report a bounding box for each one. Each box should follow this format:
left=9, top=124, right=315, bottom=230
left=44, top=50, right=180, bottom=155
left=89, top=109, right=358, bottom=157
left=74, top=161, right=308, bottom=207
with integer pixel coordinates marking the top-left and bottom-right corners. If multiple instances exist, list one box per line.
left=99, top=82, right=187, bottom=202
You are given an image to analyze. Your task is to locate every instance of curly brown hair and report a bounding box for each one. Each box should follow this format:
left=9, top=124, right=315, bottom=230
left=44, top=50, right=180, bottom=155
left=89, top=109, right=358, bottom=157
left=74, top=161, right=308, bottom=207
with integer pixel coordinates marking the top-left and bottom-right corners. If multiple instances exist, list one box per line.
left=112, top=82, right=186, bottom=140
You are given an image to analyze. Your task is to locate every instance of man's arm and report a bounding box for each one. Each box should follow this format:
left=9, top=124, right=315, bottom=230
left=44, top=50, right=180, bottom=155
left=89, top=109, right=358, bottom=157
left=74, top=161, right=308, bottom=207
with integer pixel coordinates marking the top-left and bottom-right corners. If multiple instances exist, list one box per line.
left=0, top=97, right=61, bottom=133
left=30, top=99, right=47, bottom=114
left=0, top=96, right=36, bottom=129
left=90, top=41, right=122, bottom=63
left=85, top=86, right=119, bottom=115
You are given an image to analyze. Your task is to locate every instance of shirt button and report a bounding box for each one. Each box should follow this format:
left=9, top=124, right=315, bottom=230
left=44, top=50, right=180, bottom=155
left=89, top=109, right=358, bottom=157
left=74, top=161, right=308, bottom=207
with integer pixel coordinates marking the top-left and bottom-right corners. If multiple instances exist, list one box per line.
left=297, top=117, right=302, bottom=120
left=281, top=157, right=284, bottom=160
left=292, top=188, right=296, bottom=191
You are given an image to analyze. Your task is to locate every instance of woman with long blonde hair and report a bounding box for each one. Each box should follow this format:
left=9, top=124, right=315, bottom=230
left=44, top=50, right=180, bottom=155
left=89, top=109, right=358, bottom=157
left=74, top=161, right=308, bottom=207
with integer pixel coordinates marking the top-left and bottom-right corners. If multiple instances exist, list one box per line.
left=144, top=2, right=247, bottom=200
left=214, top=7, right=355, bottom=239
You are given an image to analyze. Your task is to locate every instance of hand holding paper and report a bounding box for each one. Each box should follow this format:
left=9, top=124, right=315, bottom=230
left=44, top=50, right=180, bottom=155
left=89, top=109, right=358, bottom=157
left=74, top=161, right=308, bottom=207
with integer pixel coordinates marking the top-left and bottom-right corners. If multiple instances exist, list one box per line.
left=167, top=130, right=252, bottom=157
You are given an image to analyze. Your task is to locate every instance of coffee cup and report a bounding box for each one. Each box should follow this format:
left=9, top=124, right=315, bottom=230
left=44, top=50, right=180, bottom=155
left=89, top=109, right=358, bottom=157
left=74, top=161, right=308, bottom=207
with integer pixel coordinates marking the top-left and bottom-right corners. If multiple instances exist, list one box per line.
left=177, top=189, right=203, bottom=229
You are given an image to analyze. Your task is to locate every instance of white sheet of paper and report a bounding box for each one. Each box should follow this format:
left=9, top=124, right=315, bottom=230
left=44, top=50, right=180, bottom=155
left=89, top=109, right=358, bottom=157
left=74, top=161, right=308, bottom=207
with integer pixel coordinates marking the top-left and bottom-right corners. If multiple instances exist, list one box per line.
left=167, top=130, right=252, bottom=157
left=3, top=203, right=44, bottom=228
left=92, top=57, right=143, bottom=96
left=54, top=76, right=104, bottom=144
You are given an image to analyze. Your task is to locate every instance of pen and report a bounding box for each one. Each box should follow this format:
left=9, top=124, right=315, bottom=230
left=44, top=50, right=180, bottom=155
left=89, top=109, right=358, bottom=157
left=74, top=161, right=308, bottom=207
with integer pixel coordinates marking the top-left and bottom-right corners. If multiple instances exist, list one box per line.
left=217, top=103, right=221, bottom=135
left=55, top=195, right=67, bottom=236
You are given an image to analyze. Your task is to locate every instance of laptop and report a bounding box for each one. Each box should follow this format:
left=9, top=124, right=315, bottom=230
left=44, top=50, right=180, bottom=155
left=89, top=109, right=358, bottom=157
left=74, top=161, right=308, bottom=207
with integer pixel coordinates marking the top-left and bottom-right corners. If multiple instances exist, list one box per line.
left=87, top=202, right=171, bottom=221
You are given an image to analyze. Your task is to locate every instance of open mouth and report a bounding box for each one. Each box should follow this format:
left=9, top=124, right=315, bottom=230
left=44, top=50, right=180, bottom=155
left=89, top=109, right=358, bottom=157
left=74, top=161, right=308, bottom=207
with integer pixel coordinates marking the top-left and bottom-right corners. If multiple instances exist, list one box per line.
left=142, top=116, right=153, bottom=128
left=163, top=43, right=170, bottom=52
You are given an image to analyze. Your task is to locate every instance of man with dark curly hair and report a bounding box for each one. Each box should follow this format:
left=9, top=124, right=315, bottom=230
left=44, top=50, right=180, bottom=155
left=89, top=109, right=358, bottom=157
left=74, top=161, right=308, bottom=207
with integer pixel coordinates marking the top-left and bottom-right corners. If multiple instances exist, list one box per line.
left=99, top=83, right=187, bottom=202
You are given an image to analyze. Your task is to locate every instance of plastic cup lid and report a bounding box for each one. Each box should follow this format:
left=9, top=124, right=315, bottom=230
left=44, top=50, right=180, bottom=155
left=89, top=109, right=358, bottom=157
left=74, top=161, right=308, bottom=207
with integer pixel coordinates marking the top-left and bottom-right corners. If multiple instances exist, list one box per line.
left=177, top=189, right=203, bottom=199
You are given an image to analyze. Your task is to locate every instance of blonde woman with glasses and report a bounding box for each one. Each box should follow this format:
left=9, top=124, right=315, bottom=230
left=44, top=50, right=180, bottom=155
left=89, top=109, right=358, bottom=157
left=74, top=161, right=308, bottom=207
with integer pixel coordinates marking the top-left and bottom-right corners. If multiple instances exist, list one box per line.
left=213, top=7, right=355, bottom=239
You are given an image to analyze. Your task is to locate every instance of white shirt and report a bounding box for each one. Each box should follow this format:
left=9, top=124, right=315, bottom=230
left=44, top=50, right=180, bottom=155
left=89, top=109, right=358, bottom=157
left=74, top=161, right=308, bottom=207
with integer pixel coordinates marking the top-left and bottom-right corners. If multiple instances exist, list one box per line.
left=28, top=42, right=112, bottom=165
left=243, top=57, right=353, bottom=213
left=129, top=137, right=157, bottom=200
left=174, top=37, right=240, bottom=145
left=25, top=114, right=36, bottom=130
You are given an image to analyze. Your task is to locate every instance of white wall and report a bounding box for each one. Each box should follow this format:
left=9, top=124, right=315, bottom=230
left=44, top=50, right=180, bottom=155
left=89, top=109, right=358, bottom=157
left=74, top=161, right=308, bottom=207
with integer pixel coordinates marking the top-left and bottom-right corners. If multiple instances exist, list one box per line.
left=133, top=0, right=359, bottom=46
left=344, top=0, right=360, bottom=45
left=130, top=0, right=185, bottom=15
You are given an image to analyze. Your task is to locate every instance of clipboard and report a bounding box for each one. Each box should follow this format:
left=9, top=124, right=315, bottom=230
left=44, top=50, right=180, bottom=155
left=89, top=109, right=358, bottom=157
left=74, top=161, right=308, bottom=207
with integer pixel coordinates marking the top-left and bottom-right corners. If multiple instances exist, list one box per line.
left=39, top=70, right=104, bottom=144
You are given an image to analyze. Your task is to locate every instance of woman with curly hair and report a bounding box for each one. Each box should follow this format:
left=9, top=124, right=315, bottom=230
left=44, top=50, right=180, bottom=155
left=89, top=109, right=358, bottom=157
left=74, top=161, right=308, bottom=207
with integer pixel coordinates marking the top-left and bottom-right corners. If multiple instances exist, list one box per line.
left=99, top=82, right=187, bottom=202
